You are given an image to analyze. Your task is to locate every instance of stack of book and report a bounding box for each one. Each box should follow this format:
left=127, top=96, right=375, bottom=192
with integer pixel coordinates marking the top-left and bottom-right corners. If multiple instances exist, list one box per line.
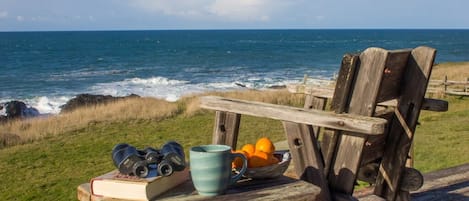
left=87, top=168, right=189, bottom=201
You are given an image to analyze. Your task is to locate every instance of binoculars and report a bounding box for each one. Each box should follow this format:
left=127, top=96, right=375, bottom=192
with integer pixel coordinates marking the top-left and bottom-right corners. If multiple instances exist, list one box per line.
left=111, top=141, right=186, bottom=178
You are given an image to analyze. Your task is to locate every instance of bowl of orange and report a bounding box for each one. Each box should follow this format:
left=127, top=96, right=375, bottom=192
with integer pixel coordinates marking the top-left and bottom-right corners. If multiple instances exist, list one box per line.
left=232, top=137, right=292, bottom=179
left=243, top=151, right=291, bottom=179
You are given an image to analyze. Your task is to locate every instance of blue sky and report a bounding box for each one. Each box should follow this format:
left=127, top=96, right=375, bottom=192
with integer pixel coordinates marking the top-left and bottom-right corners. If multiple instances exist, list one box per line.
left=1, top=0, right=468, bottom=31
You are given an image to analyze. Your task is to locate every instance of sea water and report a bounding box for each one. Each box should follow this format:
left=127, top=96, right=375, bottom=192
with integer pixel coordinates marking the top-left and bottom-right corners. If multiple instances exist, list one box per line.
left=1, top=29, right=469, bottom=114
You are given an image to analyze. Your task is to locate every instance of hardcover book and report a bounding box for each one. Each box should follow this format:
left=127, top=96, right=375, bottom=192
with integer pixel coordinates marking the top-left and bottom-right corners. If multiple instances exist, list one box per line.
left=90, top=168, right=189, bottom=200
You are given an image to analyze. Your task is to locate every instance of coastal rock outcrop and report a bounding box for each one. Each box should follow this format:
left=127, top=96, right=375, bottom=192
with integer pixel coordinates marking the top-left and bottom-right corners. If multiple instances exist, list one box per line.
left=0, top=100, right=40, bottom=120
left=60, top=93, right=140, bottom=113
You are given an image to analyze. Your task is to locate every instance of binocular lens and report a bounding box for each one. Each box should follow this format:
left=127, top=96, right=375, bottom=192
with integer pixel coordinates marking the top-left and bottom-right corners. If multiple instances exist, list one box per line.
left=134, top=163, right=149, bottom=178
left=157, top=161, right=174, bottom=177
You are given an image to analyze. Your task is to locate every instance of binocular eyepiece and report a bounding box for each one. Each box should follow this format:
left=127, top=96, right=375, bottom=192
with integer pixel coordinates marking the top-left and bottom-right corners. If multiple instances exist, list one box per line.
left=111, top=141, right=185, bottom=178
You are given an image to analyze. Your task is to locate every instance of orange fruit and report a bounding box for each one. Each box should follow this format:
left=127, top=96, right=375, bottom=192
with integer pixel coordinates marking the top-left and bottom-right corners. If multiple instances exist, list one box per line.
left=248, top=151, right=271, bottom=168
left=255, top=137, right=275, bottom=155
left=232, top=150, right=248, bottom=169
left=241, top=143, right=256, bottom=158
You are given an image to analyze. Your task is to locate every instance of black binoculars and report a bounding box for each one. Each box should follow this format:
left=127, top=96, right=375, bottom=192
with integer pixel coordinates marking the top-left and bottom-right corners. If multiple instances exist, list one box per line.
left=111, top=141, right=185, bottom=178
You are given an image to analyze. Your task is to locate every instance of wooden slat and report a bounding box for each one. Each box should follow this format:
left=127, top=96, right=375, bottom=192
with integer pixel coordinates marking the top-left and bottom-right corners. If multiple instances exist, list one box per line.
left=374, top=46, right=437, bottom=201
left=323, top=54, right=360, bottom=178
left=376, top=50, right=411, bottom=103
left=328, top=47, right=389, bottom=194
left=212, top=111, right=241, bottom=148
left=347, top=47, right=389, bottom=115
left=303, top=95, right=328, bottom=137
left=283, top=121, right=331, bottom=201
left=379, top=98, right=448, bottom=112
left=331, top=54, right=359, bottom=113
left=360, top=111, right=394, bottom=166
left=200, top=96, right=387, bottom=135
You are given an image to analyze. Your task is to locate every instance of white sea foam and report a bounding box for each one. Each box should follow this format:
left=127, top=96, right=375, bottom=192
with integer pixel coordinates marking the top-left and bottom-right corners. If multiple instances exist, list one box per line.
left=0, top=75, right=307, bottom=116
left=0, top=96, right=70, bottom=115
left=88, top=76, right=302, bottom=102
left=28, top=96, right=71, bottom=114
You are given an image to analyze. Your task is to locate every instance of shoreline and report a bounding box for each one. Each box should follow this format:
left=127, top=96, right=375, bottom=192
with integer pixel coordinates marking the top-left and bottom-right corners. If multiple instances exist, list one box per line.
left=1, top=61, right=468, bottom=118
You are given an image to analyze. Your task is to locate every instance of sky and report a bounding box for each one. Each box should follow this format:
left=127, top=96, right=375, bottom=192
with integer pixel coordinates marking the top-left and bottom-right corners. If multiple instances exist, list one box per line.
left=0, top=0, right=468, bottom=31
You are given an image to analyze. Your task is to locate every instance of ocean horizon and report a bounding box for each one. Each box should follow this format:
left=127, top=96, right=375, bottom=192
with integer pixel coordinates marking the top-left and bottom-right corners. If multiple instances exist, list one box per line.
left=1, top=29, right=469, bottom=115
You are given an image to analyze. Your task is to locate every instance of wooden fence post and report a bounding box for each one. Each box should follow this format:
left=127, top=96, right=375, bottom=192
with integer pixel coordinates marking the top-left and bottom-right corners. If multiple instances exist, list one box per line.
left=444, top=75, right=448, bottom=93
left=464, top=77, right=469, bottom=93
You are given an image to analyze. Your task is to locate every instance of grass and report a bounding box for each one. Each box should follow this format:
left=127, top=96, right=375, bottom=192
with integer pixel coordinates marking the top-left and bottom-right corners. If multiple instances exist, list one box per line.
left=432, top=62, right=469, bottom=81
left=0, top=110, right=287, bottom=200
left=414, top=96, right=469, bottom=172
left=0, top=63, right=468, bottom=200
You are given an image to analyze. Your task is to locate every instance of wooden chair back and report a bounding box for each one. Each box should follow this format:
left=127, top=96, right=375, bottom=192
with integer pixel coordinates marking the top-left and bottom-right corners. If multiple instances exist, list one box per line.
left=324, top=46, right=436, bottom=201
left=200, top=46, right=445, bottom=201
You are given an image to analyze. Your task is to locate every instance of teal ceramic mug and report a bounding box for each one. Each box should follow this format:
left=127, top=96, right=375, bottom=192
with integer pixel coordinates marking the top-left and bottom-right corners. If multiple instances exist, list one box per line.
left=190, top=144, right=248, bottom=196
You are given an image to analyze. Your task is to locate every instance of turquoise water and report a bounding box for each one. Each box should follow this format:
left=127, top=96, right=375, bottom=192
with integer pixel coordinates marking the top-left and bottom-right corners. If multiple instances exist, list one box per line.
left=1, top=29, right=469, bottom=114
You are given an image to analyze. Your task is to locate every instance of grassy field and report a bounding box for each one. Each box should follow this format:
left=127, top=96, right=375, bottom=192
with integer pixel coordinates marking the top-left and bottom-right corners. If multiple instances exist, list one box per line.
left=0, top=63, right=468, bottom=200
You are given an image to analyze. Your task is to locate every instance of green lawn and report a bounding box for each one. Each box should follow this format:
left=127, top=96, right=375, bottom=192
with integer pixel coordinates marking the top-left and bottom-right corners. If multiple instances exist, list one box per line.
left=0, top=96, right=468, bottom=200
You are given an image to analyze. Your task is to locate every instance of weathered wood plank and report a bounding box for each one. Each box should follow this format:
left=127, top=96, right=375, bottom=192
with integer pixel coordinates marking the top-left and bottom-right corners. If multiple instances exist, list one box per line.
left=323, top=54, right=360, bottom=178
left=77, top=176, right=322, bottom=201
left=331, top=54, right=359, bottom=113
left=376, top=50, right=411, bottom=103
left=420, top=98, right=448, bottom=112
left=288, top=86, right=448, bottom=112
left=212, top=111, right=241, bottom=148
left=283, top=121, right=331, bottom=201
left=328, top=47, right=389, bottom=194
left=355, top=163, right=469, bottom=200
left=200, top=96, right=387, bottom=135
left=359, top=194, right=386, bottom=201
left=379, top=98, right=448, bottom=112
left=374, top=46, right=437, bottom=201
left=360, top=111, right=394, bottom=166
left=303, top=95, right=328, bottom=138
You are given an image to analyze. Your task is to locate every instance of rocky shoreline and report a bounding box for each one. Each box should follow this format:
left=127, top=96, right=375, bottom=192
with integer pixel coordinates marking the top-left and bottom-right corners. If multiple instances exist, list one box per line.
left=0, top=93, right=140, bottom=123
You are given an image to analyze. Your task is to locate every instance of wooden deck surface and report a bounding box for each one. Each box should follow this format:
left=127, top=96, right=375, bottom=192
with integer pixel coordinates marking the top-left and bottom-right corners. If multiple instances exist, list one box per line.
left=353, top=163, right=469, bottom=201
left=276, top=141, right=469, bottom=201
left=78, top=141, right=468, bottom=201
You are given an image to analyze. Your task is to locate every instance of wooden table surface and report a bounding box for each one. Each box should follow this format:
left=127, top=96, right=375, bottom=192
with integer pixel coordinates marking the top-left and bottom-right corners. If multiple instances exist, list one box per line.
left=78, top=175, right=321, bottom=201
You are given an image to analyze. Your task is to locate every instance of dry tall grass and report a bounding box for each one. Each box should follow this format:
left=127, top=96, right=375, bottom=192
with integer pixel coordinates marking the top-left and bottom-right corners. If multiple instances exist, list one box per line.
left=0, top=97, right=180, bottom=147
left=432, top=62, right=469, bottom=80
left=0, top=89, right=304, bottom=148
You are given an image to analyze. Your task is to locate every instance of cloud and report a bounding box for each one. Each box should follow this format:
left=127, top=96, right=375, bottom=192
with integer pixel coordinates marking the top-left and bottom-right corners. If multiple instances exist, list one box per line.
left=0, top=10, right=8, bottom=19
left=208, top=0, right=271, bottom=21
left=130, top=0, right=292, bottom=22
left=16, top=15, right=24, bottom=21
left=130, top=0, right=210, bottom=18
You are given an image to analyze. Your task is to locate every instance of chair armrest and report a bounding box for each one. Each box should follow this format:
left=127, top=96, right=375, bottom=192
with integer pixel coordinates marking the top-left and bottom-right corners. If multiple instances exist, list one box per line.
left=200, top=96, right=387, bottom=135
left=379, top=98, right=448, bottom=112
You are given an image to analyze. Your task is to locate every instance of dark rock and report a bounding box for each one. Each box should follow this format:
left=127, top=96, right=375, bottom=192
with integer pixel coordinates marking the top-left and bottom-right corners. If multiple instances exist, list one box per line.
left=2, top=101, right=40, bottom=119
left=60, top=93, right=140, bottom=113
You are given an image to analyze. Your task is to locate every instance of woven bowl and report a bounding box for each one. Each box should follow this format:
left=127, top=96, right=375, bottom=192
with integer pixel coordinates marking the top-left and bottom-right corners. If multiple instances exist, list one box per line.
left=242, top=151, right=291, bottom=179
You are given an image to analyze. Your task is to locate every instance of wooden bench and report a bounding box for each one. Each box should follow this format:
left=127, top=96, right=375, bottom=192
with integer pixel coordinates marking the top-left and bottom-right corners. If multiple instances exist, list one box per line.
left=199, top=46, right=448, bottom=201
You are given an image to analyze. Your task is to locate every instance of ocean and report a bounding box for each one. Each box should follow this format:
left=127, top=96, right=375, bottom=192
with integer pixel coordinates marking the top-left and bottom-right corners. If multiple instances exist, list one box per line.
left=1, top=29, right=469, bottom=115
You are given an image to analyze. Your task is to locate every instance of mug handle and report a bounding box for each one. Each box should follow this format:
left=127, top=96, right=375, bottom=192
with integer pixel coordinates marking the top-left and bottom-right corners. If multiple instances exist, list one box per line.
left=230, top=153, right=248, bottom=184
